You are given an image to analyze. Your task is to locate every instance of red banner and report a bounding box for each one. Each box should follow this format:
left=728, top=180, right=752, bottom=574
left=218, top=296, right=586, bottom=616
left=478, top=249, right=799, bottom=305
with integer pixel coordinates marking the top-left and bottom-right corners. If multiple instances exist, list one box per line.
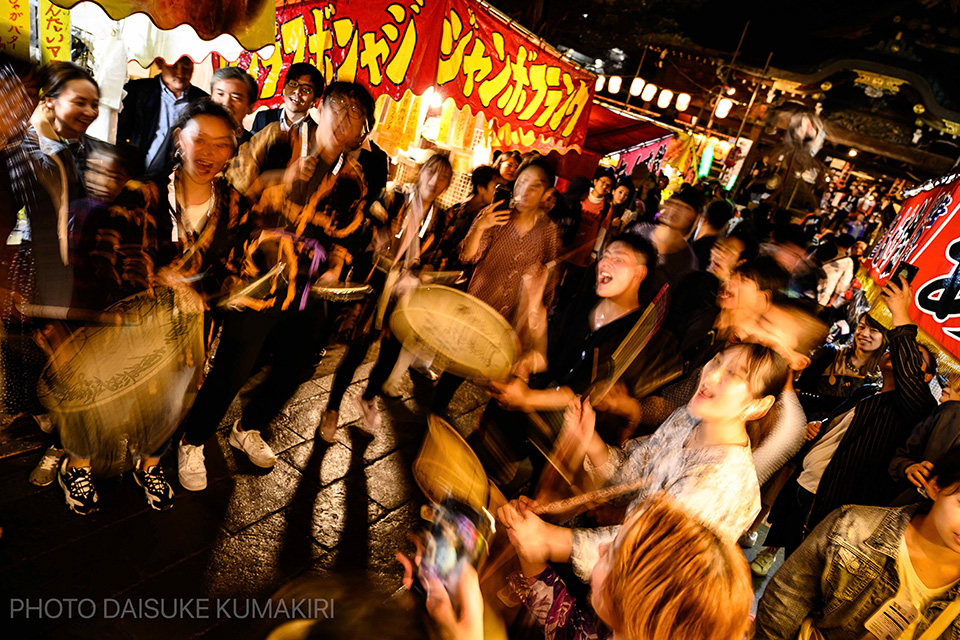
left=436, top=0, right=594, bottom=152
left=865, top=173, right=960, bottom=356
left=215, top=0, right=594, bottom=153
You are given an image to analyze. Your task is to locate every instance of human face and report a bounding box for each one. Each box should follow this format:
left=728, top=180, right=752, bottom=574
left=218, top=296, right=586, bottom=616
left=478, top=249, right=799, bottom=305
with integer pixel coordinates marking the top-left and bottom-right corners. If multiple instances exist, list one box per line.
left=317, top=93, right=367, bottom=152
left=418, top=164, right=452, bottom=204
left=596, top=242, right=644, bottom=299
left=540, top=187, right=558, bottom=213
left=612, top=184, right=631, bottom=206
left=84, top=151, right=129, bottom=202
left=592, top=176, right=613, bottom=197
left=159, top=57, right=194, bottom=96
left=717, top=272, right=765, bottom=315
left=512, top=166, right=550, bottom=212
left=688, top=347, right=760, bottom=423
left=476, top=179, right=498, bottom=207
left=854, top=317, right=884, bottom=354
left=708, top=236, right=745, bottom=282
left=45, top=79, right=99, bottom=140
left=211, top=78, right=254, bottom=125
left=499, top=156, right=519, bottom=181
left=282, top=74, right=318, bottom=116
left=656, top=198, right=697, bottom=233
left=926, top=480, right=960, bottom=554
left=174, top=115, right=236, bottom=185
left=940, top=380, right=960, bottom=403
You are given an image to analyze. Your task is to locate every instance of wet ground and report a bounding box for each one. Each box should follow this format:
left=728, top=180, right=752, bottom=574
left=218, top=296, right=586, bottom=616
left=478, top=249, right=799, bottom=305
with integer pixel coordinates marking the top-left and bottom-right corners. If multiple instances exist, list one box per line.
left=0, top=344, right=782, bottom=639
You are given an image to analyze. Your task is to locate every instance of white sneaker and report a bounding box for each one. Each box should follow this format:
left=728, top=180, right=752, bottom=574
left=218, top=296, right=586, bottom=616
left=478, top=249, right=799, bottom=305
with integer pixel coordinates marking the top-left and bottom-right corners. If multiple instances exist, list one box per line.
left=228, top=421, right=277, bottom=468
left=29, top=446, right=64, bottom=486
left=354, top=395, right=382, bottom=432
left=178, top=442, right=208, bottom=491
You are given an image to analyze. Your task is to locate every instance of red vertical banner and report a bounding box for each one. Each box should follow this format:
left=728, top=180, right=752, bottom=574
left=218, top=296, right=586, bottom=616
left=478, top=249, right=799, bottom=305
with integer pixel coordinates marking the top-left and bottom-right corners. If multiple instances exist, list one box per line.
left=0, top=0, right=30, bottom=59
left=436, top=0, right=595, bottom=153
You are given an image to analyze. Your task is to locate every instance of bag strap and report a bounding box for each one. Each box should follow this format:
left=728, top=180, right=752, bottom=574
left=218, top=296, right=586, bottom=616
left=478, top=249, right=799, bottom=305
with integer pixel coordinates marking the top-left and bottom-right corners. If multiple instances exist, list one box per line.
left=919, top=597, right=960, bottom=640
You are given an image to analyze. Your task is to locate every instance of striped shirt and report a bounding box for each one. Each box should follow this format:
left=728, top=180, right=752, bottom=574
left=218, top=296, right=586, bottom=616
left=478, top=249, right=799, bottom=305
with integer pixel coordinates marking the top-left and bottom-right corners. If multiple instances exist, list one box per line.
left=807, top=324, right=936, bottom=530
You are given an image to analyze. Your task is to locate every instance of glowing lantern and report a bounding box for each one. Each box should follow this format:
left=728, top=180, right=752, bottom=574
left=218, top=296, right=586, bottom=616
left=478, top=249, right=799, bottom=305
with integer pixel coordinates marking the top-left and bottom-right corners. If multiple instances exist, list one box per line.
left=630, top=78, right=645, bottom=96
left=715, top=98, right=733, bottom=119
left=640, top=83, right=657, bottom=102
left=608, top=76, right=622, bottom=93
left=675, top=93, right=691, bottom=111
left=657, top=89, right=674, bottom=109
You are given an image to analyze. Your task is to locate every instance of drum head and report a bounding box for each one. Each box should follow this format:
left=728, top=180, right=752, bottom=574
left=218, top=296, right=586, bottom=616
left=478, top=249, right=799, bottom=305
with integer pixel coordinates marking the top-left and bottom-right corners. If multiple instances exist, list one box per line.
left=390, top=286, right=519, bottom=381
left=413, top=414, right=489, bottom=512
left=38, top=287, right=205, bottom=476
left=309, top=281, right=374, bottom=302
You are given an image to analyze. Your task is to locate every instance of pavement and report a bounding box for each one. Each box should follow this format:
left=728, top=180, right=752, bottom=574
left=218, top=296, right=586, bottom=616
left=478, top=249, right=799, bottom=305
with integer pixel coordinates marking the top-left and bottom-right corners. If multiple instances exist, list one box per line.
left=0, top=343, right=783, bottom=639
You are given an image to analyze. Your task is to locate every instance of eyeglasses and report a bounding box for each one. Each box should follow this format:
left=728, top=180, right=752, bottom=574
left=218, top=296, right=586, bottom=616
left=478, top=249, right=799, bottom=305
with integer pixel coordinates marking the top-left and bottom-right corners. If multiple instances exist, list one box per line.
left=284, top=80, right=315, bottom=96
left=327, top=95, right=366, bottom=123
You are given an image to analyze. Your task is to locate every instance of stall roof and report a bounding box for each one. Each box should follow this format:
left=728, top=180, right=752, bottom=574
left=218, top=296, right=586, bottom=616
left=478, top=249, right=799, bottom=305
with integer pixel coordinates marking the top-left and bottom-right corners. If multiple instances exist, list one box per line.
left=584, top=102, right=673, bottom=156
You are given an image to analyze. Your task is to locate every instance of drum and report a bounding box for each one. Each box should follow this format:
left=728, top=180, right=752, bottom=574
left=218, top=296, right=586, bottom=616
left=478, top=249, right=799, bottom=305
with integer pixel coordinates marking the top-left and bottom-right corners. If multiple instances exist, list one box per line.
left=414, top=414, right=489, bottom=513
left=309, top=281, right=374, bottom=302
left=37, top=287, right=205, bottom=476
left=390, top=285, right=519, bottom=382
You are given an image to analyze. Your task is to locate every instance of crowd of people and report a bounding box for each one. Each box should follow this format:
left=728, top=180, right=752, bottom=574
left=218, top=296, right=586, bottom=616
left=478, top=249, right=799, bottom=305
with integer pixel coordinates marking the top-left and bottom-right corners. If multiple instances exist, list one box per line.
left=2, top=52, right=959, bottom=640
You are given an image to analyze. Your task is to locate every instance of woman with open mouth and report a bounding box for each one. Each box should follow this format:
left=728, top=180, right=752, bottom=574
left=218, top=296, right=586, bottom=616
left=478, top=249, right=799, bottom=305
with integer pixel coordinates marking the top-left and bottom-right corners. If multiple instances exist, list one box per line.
left=55, top=98, right=250, bottom=517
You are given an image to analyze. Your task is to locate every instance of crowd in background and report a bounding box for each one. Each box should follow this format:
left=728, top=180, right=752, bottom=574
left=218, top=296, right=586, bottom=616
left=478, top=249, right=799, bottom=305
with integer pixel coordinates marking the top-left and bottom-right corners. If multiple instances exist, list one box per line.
left=2, top=52, right=959, bottom=640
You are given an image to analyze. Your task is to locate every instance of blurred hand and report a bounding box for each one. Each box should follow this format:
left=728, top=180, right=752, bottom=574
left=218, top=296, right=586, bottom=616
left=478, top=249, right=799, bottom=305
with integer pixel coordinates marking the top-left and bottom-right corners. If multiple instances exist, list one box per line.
left=498, top=496, right=550, bottom=576
left=805, top=421, right=822, bottom=441
left=476, top=202, right=512, bottom=231
left=906, top=461, right=934, bottom=488
left=882, top=276, right=913, bottom=326
left=489, top=377, right=531, bottom=411
left=283, top=154, right=318, bottom=185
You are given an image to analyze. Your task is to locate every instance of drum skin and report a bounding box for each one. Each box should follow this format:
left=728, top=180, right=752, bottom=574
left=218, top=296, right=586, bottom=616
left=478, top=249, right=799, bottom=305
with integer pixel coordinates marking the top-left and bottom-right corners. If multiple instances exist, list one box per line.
left=390, top=285, right=519, bottom=382
left=38, top=287, right=205, bottom=476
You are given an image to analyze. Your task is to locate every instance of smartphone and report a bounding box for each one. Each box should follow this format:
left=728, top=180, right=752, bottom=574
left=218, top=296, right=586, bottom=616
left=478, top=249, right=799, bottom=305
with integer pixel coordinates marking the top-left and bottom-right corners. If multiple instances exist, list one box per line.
left=896, top=262, right=920, bottom=285
left=493, top=184, right=512, bottom=208
left=415, top=498, right=495, bottom=595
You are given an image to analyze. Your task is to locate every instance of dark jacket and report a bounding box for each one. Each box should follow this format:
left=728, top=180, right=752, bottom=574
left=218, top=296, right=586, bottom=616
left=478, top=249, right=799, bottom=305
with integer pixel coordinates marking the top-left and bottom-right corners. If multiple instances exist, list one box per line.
left=251, top=108, right=283, bottom=134
left=117, top=77, right=208, bottom=157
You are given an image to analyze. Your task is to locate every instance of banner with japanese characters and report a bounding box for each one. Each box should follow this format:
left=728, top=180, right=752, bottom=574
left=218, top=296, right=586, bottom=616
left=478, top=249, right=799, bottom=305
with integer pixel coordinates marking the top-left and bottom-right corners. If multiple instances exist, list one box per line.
left=214, top=0, right=594, bottom=153
left=0, top=0, right=29, bottom=59
left=48, top=0, right=276, bottom=52
left=864, top=172, right=960, bottom=363
left=40, top=0, right=70, bottom=64
left=436, top=0, right=593, bottom=153
left=219, top=0, right=444, bottom=106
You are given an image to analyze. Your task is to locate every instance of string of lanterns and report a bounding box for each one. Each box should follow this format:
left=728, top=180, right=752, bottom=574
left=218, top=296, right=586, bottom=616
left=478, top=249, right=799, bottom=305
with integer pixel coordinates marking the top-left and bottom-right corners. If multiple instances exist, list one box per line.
left=596, top=74, right=738, bottom=119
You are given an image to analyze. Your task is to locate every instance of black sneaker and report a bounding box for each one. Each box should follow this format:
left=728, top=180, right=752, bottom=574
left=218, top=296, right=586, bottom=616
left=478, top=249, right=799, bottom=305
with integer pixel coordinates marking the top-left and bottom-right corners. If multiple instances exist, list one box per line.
left=58, top=458, right=100, bottom=516
left=134, top=464, right=174, bottom=511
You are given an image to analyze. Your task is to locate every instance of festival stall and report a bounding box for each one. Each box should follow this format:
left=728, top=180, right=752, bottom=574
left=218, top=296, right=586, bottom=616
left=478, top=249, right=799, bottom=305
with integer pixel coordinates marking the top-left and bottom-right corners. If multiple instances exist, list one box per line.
left=860, top=170, right=960, bottom=378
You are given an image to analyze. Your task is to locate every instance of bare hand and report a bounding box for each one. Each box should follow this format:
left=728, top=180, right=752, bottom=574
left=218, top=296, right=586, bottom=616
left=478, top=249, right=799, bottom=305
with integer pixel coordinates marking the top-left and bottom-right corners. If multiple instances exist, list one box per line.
left=283, top=155, right=318, bottom=184
left=30, top=103, right=58, bottom=141
left=498, top=496, right=550, bottom=575
left=882, top=275, right=913, bottom=325
left=805, top=421, right=822, bottom=441
left=906, top=461, right=934, bottom=488
left=489, top=377, right=531, bottom=411
left=476, top=202, right=512, bottom=231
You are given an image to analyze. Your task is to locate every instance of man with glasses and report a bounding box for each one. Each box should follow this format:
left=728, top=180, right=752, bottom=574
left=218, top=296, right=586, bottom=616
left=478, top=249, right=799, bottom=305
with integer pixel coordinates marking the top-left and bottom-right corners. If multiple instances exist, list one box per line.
left=251, top=63, right=324, bottom=134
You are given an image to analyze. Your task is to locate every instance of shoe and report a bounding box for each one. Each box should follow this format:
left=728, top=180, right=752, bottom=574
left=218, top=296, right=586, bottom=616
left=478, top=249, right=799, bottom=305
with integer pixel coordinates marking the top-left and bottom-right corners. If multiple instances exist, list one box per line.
left=739, top=530, right=758, bottom=548
left=354, top=395, right=382, bottom=432
left=319, top=410, right=339, bottom=443
left=32, top=414, right=53, bottom=434
left=411, top=360, right=439, bottom=381
left=134, top=463, right=175, bottom=511
left=57, top=458, right=99, bottom=516
left=381, top=379, right=403, bottom=398
left=177, top=442, right=207, bottom=491
left=29, top=447, right=64, bottom=486
left=750, top=548, right=779, bottom=577
left=228, top=421, right=277, bottom=468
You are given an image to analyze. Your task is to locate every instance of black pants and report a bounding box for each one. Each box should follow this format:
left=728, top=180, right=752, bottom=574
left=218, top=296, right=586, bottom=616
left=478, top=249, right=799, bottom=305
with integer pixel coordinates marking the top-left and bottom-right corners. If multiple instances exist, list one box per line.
left=361, top=335, right=403, bottom=401
left=431, top=372, right=464, bottom=415
left=181, top=305, right=326, bottom=447
left=763, top=481, right=815, bottom=557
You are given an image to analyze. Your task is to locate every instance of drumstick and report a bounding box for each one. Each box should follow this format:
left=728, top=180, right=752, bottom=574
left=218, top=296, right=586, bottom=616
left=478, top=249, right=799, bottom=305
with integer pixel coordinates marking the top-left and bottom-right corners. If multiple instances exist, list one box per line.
left=532, top=477, right=650, bottom=516
left=16, top=304, right=142, bottom=326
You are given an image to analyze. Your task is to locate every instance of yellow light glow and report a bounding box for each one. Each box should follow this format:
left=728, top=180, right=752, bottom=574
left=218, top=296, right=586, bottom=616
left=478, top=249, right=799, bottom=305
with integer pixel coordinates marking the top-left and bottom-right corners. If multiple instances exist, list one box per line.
left=657, top=89, right=674, bottom=109
left=607, top=76, right=622, bottom=93
left=715, top=98, right=733, bottom=119
left=595, top=76, right=605, bottom=92
left=641, top=83, right=657, bottom=102
left=630, top=78, right=645, bottom=96
left=675, top=93, right=691, bottom=111
left=848, top=149, right=858, bottom=157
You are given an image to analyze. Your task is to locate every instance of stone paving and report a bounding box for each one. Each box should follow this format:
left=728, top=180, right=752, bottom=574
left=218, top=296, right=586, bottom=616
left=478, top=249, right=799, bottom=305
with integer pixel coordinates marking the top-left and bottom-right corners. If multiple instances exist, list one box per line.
left=0, top=343, right=782, bottom=639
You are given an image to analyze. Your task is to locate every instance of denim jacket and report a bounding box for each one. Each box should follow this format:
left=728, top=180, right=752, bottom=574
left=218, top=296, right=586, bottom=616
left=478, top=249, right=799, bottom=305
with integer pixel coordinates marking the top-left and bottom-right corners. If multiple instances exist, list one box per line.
left=755, top=504, right=960, bottom=640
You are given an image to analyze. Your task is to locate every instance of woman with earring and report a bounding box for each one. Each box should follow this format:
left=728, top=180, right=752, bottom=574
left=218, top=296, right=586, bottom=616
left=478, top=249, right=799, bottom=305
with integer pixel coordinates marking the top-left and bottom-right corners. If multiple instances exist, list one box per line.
left=58, top=98, right=250, bottom=516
